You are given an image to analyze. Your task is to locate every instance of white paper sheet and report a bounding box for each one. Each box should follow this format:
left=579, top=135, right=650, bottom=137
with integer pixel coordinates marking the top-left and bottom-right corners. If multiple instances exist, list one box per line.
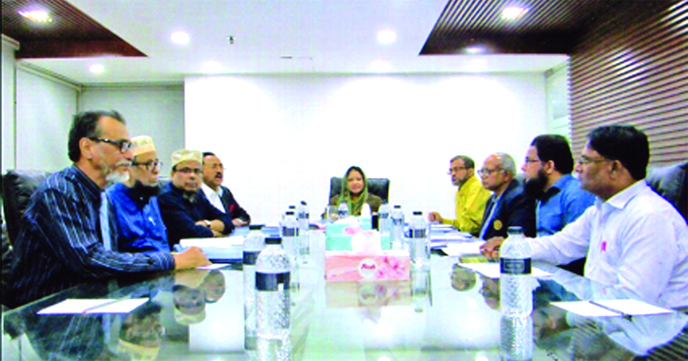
left=551, top=301, right=621, bottom=317
left=442, top=241, right=486, bottom=256
left=551, top=299, right=673, bottom=318
left=37, top=298, right=148, bottom=315
left=197, top=263, right=231, bottom=270
left=457, top=262, right=551, bottom=279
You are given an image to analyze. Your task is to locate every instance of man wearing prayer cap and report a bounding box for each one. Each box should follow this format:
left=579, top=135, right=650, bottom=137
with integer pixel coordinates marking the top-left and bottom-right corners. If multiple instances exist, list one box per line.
left=158, top=149, right=233, bottom=247
left=107, top=135, right=169, bottom=253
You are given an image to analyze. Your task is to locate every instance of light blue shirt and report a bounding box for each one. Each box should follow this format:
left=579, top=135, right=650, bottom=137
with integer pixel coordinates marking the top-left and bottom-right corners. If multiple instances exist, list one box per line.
left=536, top=174, right=596, bottom=237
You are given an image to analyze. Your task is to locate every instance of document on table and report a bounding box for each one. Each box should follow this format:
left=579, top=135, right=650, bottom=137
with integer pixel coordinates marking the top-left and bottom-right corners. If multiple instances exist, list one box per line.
left=197, top=263, right=230, bottom=270
left=37, top=298, right=148, bottom=315
left=552, top=299, right=674, bottom=318
left=457, top=262, right=552, bottom=279
left=442, top=241, right=485, bottom=256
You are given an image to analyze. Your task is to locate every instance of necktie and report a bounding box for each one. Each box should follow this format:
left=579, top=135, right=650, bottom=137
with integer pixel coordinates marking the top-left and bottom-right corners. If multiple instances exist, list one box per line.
left=100, top=192, right=111, bottom=251
left=479, top=196, right=497, bottom=239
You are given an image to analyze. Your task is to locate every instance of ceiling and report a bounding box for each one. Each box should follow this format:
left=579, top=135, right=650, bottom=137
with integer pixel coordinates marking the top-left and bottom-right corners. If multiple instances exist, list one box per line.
left=0, top=0, right=610, bottom=85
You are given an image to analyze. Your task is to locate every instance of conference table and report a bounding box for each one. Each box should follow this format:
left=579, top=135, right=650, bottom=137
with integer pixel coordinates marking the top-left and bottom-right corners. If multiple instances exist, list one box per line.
left=2, top=231, right=687, bottom=361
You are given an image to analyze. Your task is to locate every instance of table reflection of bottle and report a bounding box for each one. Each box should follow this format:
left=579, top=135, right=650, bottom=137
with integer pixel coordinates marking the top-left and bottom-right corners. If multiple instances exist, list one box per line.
left=500, top=314, right=533, bottom=361
left=412, top=268, right=430, bottom=313
left=257, top=333, right=292, bottom=361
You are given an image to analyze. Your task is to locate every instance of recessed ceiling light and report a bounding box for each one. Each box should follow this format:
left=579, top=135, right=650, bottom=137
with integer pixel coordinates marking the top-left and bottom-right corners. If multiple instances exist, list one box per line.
left=502, top=6, right=529, bottom=20
left=171, top=31, right=190, bottom=45
left=465, top=46, right=485, bottom=54
left=466, top=59, right=488, bottom=72
left=202, top=61, right=222, bottom=74
left=377, top=29, right=396, bottom=44
left=18, top=10, right=52, bottom=23
left=89, top=64, right=104, bottom=74
left=371, top=59, right=391, bottom=73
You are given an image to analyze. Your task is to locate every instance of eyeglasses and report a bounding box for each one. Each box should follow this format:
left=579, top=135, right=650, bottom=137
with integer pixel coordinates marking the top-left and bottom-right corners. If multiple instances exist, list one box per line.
left=447, top=166, right=468, bottom=174
left=524, top=157, right=541, bottom=164
left=478, top=167, right=503, bottom=177
left=577, top=156, right=611, bottom=165
left=132, top=159, right=162, bottom=171
left=89, top=137, right=132, bottom=153
left=175, top=167, right=203, bottom=175
left=207, top=163, right=224, bottom=170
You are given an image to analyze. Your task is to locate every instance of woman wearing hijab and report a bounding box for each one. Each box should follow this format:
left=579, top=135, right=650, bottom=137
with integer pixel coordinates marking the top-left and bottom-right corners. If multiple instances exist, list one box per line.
left=328, top=166, right=382, bottom=216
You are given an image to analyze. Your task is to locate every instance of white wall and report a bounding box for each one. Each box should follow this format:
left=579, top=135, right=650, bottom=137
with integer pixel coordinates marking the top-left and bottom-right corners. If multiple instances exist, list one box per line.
left=15, top=69, right=78, bottom=171
left=79, top=85, right=185, bottom=165
left=185, top=74, right=548, bottom=224
left=1, top=39, right=17, bottom=172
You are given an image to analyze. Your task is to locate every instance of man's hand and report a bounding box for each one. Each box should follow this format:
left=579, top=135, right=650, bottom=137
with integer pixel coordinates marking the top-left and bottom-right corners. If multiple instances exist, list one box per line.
left=173, top=246, right=211, bottom=269
left=480, top=236, right=504, bottom=260
left=232, top=218, right=248, bottom=227
left=428, top=212, right=443, bottom=223
left=212, top=230, right=223, bottom=237
left=209, top=220, right=225, bottom=233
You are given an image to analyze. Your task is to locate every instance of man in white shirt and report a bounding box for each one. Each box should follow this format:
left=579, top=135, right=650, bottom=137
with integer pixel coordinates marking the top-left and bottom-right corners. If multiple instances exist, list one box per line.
left=481, top=125, right=688, bottom=309
left=201, top=152, right=250, bottom=226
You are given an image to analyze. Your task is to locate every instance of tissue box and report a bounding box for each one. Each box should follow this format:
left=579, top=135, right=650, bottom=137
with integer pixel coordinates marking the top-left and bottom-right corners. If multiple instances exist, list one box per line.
left=326, top=280, right=411, bottom=307
left=325, top=222, right=390, bottom=251
left=325, top=250, right=410, bottom=282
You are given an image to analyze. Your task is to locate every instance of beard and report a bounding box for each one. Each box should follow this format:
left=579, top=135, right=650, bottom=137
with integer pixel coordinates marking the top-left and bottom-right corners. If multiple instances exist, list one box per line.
left=524, top=170, right=548, bottom=199
left=105, top=170, right=130, bottom=186
left=130, top=180, right=160, bottom=205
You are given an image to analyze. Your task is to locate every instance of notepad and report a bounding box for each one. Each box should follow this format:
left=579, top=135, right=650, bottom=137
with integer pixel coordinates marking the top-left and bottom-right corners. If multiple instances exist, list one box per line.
left=37, top=298, right=148, bottom=315
left=457, top=262, right=552, bottom=279
left=552, top=299, right=673, bottom=318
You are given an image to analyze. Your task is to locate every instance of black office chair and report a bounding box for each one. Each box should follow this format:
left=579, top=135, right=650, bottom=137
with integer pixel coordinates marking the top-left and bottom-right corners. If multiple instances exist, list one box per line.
left=329, top=177, right=390, bottom=204
left=2, top=170, right=52, bottom=244
left=647, top=161, right=688, bottom=222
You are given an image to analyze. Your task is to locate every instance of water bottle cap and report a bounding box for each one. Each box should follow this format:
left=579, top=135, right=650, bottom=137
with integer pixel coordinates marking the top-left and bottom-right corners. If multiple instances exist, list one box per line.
left=265, top=236, right=282, bottom=245
left=394, top=205, right=401, bottom=208
left=288, top=205, right=296, bottom=209
left=413, top=211, right=422, bottom=215
left=507, top=226, right=524, bottom=234
left=301, top=200, right=307, bottom=205
left=248, top=224, right=263, bottom=230
left=286, top=211, right=295, bottom=215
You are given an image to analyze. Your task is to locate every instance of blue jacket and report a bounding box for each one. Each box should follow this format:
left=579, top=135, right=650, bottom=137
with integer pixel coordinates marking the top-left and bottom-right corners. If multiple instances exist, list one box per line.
left=479, top=179, right=536, bottom=239
left=106, top=182, right=169, bottom=253
left=158, top=183, right=233, bottom=246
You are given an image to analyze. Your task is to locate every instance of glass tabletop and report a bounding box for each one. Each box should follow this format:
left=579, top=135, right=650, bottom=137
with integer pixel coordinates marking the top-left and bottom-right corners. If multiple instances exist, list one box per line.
left=2, top=234, right=687, bottom=360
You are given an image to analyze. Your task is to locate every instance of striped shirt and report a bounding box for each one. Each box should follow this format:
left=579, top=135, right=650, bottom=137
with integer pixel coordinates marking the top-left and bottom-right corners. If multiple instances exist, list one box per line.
left=9, top=165, right=175, bottom=307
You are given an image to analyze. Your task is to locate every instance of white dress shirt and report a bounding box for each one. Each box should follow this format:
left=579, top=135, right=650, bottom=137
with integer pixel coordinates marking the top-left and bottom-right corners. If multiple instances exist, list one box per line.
left=532, top=180, right=688, bottom=309
left=201, top=183, right=226, bottom=213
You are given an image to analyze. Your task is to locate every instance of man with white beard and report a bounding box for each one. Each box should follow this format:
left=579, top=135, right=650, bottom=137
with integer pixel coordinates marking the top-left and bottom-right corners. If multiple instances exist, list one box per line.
left=8, top=110, right=210, bottom=308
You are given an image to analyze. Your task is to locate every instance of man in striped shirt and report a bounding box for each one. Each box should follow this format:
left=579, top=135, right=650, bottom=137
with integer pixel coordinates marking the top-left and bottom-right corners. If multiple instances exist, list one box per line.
left=8, top=110, right=210, bottom=308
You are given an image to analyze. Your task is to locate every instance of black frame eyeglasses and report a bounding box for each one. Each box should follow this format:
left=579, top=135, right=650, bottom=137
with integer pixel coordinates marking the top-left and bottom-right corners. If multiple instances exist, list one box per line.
left=132, top=159, right=162, bottom=171
left=89, top=137, right=132, bottom=153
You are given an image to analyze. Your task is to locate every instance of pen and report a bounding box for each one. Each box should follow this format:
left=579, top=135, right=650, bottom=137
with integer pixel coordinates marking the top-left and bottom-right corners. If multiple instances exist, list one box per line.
left=589, top=300, right=633, bottom=320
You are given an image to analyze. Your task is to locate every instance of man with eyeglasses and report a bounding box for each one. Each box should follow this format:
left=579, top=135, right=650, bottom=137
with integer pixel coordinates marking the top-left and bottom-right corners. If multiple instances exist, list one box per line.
left=482, top=125, right=688, bottom=309
left=428, top=155, right=491, bottom=236
left=8, top=110, right=210, bottom=308
left=107, top=135, right=169, bottom=253
left=201, top=152, right=251, bottom=226
left=158, top=149, right=233, bottom=247
left=477, top=152, right=536, bottom=240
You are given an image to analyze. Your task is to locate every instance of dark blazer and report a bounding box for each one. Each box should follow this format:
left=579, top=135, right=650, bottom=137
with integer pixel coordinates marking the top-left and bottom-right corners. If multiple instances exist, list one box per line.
left=218, top=185, right=251, bottom=223
left=158, top=183, right=233, bottom=247
left=479, top=179, right=536, bottom=240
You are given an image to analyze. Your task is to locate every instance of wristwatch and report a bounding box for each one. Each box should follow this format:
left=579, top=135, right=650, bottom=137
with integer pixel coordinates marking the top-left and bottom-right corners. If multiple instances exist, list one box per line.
left=204, top=220, right=211, bottom=228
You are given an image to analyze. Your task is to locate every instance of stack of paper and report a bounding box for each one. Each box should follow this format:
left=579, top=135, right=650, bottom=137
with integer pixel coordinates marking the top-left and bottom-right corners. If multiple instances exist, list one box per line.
left=179, top=236, right=244, bottom=262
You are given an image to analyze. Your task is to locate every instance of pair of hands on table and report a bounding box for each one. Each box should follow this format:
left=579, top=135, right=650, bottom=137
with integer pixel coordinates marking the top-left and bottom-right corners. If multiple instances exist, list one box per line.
left=479, top=236, right=504, bottom=260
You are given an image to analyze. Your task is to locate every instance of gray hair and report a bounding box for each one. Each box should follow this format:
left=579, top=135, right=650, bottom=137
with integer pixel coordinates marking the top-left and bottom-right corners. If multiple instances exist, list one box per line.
left=494, top=152, right=516, bottom=177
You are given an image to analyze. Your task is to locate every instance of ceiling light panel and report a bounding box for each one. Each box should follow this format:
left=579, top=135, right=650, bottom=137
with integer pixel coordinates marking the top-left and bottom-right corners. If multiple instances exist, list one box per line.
left=377, top=29, right=396, bottom=44
left=18, top=10, right=53, bottom=23
left=171, top=31, right=190, bottom=44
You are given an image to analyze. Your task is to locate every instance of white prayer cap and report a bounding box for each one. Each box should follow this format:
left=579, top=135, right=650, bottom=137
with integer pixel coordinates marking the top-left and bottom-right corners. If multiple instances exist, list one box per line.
left=170, top=149, right=202, bottom=168
left=130, top=135, right=156, bottom=157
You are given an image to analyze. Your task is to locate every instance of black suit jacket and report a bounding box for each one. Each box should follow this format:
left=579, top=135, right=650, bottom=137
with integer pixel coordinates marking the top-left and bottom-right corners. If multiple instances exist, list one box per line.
left=219, top=185, right=251, bottom=224
left=479, top=179, right=536, bottom=239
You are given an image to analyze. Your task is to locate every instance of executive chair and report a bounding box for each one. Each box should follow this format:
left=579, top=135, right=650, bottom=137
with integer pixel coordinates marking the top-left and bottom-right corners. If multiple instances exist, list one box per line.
left=646, top=160, right=688, bottom=222
left=329, top=177, right=390, bottom=204
left=2, top=170, right=51, bottom=244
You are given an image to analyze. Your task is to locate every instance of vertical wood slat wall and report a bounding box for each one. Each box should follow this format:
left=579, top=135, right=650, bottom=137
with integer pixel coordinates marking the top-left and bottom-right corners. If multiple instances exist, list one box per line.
left=570, top=1, right=688, bottom=166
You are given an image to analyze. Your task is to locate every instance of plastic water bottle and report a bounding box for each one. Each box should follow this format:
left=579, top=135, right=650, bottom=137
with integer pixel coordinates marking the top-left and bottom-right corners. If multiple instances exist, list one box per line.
left=390, top=205, right=405, bottom=250
left=243, top=225, right=265, bottom=342
left=500, top=314, right=534, bottom=361
left=256, top=237, right=291, bottom=340
left=297, top=201, right=309, bottom=258
left=378, top=202, right=391, bottom=236
left=281, top=211, right=299, bottom=265
left=500, top=226, right=533, bottom=317
left=338, top=200, right=349, bottom=219
left=409, top=211, right=429, bottom=269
